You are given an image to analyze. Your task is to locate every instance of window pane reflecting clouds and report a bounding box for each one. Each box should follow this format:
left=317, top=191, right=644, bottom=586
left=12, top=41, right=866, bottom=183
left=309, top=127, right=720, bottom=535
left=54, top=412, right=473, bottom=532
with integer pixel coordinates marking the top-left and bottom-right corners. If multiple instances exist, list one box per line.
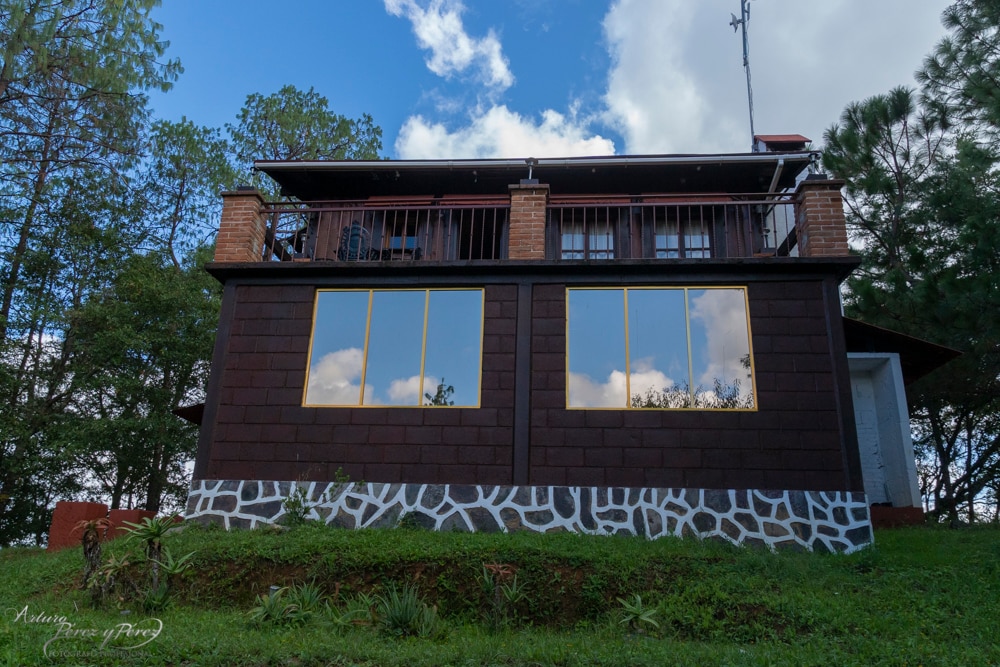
left=305, top=289, right=483, bottom=407
left=366, top=291, right=425, bottom=405
left=567, top=289, right=627, bottom=407
left=305, top=291, right=369, bottom=405
left=627, top=289, right=689, bottom=406
left=567, top=287, right=754, bottom=409
left=424, top=290, right=483, bottom=406
left=688, top=289, right=753, bottom=408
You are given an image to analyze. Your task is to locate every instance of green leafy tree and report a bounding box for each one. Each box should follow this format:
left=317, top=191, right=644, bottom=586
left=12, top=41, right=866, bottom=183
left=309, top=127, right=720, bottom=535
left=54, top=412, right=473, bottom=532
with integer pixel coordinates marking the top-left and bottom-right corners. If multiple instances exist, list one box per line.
left=889, top=143, right=1000, bottom=523
left=141, top=118, right=238, bottom=266
left=227, top=84, right=382, bottom=194
left=918, top=0, right=1000, bottom=140
left=0, top=0, right=179, bottom=543
left=68, top=247, right=220, bottom=513
left=0, top=0, right=181, bottom=339
left=824, top=25, right=1000, bottom=522
left=823, top=86, right=948, bottom=288
left=0, top=173, right=139, bottom=545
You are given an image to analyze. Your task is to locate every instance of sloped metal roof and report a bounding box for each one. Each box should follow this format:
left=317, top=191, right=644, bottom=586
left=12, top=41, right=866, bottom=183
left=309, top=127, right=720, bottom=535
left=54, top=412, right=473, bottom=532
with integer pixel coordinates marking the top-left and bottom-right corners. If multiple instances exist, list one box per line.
left=255, top=152, right=817, bottom=200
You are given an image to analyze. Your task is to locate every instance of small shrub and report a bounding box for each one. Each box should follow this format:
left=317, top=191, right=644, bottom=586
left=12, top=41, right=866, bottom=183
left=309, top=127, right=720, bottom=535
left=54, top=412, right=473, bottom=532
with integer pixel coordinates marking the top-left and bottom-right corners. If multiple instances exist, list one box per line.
left=280, top=469, right=351, bottom=526
left=479, top=563, right=527, bottom=630
left=121, top=514, right=181, bottom=591
left=143, top=582, right=171, bottom=612
left=280, top=485, right=320, bottom=527
left=617, top=593, right=660, bottom=634
left=248, top=582, right=331, bottom=628
left=395, top=512, right=429, bottom=531
left=87, top=550, right=139, bottom=607
left=375, top=584, right=443, bottom=638
left=248, top=587, right=292, bottom=627
left=152, top=545, right=196, bottom=577
left=332, top=591, right=377, bottom=628
left=287, top=581, right=326, bottom=613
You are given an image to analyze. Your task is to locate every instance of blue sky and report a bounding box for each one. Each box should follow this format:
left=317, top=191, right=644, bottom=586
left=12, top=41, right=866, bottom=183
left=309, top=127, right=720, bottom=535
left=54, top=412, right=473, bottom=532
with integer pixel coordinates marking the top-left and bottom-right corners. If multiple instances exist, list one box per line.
left=149, top=0, right=951, bottom=159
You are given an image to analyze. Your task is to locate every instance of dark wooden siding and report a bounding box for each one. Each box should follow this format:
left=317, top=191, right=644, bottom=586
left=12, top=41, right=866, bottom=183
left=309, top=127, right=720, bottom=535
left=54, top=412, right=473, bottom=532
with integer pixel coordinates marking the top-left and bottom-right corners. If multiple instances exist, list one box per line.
left=527, top=280, right=857, bottom=491
left=196, top=261, right=860, bottom=492
left=199, top=283, right=515, bottom=485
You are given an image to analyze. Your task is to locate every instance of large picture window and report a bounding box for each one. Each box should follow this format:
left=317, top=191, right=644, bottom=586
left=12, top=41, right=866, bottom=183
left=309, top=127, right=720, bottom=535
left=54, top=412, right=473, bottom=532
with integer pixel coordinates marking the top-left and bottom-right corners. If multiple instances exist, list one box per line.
left=566, top=287, right=755, bottom=410
left=304, top=289, right=483, bottom=407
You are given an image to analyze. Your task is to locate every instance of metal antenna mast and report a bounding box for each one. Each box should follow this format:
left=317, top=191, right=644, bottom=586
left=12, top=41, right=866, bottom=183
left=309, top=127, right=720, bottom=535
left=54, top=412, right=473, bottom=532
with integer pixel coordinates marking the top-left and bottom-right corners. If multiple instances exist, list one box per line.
left=729, top=0, right=756, bottom=151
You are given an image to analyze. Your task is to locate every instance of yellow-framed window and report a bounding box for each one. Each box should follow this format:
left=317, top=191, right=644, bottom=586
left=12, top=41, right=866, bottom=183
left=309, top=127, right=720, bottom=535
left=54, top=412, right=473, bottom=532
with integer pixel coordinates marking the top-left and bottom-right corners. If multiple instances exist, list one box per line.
left=304, top=288, right=484, bottom=407
left=566, top=286, right=756, bottom=410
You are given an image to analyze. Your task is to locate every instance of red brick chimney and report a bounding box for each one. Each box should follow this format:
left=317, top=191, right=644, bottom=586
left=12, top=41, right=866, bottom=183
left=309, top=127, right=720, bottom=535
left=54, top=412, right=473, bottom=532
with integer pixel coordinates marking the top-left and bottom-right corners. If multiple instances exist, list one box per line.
left=508, top=182, right=549, bottom=260
left=795, top=178, right=849, bottom=257
left=215, top=189, right=267, bottom=263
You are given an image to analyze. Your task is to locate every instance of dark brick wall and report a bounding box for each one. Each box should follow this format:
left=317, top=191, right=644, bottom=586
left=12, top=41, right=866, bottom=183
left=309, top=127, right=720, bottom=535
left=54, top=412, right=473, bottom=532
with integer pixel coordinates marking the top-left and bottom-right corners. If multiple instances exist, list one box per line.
left=198, top=264, right=858, bottom=492
left=528, top=280, right=854, bottom=491
left=203, top=284, right=515, bottom=484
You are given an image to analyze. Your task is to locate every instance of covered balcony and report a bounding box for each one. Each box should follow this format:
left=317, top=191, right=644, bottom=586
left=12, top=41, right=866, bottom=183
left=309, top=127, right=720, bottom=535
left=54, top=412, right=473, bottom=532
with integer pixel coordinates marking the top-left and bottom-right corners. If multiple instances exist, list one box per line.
left=259, top=194, right=798, bottom=263
left=214, top=153, right=847, bottom=265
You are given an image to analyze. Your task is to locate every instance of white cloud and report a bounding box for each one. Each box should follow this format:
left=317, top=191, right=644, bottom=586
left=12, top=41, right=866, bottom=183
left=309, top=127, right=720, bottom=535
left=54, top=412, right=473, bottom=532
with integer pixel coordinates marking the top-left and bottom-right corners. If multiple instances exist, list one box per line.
left=307, top=348, right=447, bottom=405
left=395, top=105, right=615, bottom=158
left=689, top=289, right=752, bottom=393
left=388, top=0, right=948, bottom=160
left=568, top=367, right=676, bottom=408
left=386, top=374, right=439, bottom=405
left=569, top=369, right=627, bottom=408
left=387, top=0, right=615, bottom=159
left=601, top=0, right=744, bottom=154
left=384, top=0, right=514, bottom=92
left=306, top=348, right=371, bottom=405
left=599, top=0, right=951, bottom=154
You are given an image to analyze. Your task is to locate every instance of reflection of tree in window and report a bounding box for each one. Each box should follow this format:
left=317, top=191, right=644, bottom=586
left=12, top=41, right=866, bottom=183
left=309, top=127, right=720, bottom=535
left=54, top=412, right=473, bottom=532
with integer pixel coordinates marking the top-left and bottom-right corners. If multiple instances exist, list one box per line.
left=424, top=379, right=455, bottom=406
left=630, top=350, right=753, bottom=408
left=630, top=378, right=753, bottom=409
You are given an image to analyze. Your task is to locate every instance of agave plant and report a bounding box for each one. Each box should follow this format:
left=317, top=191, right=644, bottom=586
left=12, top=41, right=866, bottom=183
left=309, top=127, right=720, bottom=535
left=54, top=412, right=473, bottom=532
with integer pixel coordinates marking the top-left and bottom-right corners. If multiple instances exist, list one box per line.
left=121, top=515, right=180, bottom=591
left=375, top=584, right=442, bottom=638
left=151, top=545, right=197, bottom=576
left=617, top=593, right=660, bottom=634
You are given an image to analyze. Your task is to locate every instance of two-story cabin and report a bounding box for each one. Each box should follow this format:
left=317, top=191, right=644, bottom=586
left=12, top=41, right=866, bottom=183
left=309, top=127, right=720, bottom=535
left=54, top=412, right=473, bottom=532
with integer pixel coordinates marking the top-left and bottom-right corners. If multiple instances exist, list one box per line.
left=185, top=142, right=932, bottom=551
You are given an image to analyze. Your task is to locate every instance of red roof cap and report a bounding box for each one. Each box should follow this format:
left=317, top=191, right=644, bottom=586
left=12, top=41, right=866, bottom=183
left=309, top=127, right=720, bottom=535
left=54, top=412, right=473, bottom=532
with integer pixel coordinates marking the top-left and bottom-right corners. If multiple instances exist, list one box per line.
left=754, top=134, right=811, bottom=143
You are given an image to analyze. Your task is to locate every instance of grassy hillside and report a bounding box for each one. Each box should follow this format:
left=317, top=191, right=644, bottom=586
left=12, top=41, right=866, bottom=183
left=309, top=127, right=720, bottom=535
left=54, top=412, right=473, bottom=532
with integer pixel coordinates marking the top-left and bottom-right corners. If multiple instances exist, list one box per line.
left=1, top=522, right=998, bottom=666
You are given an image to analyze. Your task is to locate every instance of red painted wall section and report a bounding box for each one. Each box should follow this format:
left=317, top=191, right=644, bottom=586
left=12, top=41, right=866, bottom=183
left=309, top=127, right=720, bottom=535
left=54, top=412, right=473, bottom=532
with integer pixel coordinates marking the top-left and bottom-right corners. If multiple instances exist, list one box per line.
left=107, top=509, right=158, bottom=540
left=46, top=502, right=158, bottom=552
left=47, top=501, right=108, bottom=551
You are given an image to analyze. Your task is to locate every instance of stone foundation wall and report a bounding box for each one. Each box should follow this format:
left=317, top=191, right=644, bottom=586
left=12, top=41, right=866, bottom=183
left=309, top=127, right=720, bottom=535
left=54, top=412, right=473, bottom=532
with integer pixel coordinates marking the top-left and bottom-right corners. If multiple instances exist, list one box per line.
left=187, top=481, right=872, bottom=553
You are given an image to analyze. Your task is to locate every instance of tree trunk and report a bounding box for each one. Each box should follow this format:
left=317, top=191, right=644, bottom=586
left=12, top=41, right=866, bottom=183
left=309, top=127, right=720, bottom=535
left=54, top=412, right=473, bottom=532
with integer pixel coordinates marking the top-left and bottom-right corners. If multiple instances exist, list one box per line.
left=0, top=93, right=60, bottom=341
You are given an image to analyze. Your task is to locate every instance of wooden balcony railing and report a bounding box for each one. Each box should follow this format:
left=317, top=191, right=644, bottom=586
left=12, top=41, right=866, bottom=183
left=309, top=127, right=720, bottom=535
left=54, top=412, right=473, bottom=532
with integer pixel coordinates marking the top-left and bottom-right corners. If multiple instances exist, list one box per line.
left=262, top=197, right=510, bottom=262
left=260, top=194, right=798, bottom=263
left=547, top=195, right=798, bottom=260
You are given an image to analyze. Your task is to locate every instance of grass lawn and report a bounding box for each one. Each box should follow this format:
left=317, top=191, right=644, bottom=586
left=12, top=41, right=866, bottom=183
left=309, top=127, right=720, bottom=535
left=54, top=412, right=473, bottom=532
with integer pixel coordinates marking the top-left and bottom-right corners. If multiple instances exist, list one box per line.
left=0, top=522, right=997, bottom=666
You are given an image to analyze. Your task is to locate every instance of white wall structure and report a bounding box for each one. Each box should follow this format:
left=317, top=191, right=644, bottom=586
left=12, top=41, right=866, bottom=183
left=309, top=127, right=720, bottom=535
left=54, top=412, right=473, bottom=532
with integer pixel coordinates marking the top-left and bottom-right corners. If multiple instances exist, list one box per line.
left=848, top=353, right=922, bottom=507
